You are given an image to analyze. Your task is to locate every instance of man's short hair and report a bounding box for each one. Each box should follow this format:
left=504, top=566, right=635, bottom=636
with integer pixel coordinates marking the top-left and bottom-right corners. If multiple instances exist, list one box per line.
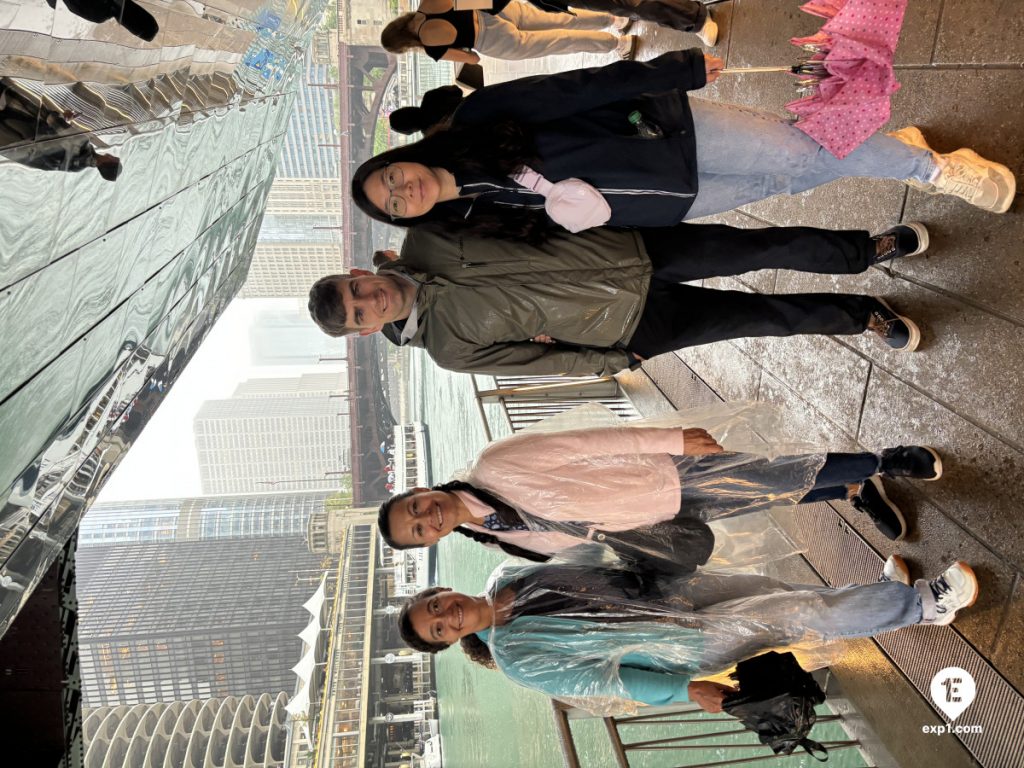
left=308, top=275, right=351, bottom=337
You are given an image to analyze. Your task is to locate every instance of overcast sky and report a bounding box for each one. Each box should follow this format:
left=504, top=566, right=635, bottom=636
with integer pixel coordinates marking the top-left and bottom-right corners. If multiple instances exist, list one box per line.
left=96, top=297, right=343, bottom=503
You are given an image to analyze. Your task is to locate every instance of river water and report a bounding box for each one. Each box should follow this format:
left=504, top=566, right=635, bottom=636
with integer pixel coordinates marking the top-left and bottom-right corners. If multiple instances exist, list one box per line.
left=408, top=349, right=867, bottom=768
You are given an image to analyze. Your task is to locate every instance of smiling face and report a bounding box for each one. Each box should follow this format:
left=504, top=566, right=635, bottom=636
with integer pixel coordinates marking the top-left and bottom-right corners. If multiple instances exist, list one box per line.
left=408, top=589, right=491, bottom=647
left=387, top=489, right=466, bottom=547
left=362, top=162, right=442, bottom=219
left=335, top=269, right=417, bottom=335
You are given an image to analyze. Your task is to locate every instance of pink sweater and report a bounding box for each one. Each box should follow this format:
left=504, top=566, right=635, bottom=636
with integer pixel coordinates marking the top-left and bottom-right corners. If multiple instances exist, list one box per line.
left=459, top=426, right=686, bottom=554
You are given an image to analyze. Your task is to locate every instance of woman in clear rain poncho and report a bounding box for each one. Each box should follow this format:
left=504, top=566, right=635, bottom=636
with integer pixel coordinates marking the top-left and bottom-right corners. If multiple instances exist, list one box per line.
left=399, top=560, right=979, bottom=713
left=378, top=405, right=945, bottom=579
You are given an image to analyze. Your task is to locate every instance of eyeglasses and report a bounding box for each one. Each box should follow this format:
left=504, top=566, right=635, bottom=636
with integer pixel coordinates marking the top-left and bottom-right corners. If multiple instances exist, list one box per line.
left=382, top=165, right=407, bottom=219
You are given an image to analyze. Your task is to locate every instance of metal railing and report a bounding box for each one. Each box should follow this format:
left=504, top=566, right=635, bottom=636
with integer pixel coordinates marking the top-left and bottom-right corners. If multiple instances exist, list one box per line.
left=472, top=375, right=639, bottom=439
left=552, top=700, right=868, bottom=768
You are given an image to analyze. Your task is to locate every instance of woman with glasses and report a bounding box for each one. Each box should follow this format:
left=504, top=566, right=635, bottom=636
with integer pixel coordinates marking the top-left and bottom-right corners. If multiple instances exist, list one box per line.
left=353, top=49, right=1014, bottom=243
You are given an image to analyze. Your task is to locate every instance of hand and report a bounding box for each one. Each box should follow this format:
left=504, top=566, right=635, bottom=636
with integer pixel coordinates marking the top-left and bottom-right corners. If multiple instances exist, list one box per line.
left=531, top=334, right=555, bottom=344
left=687, top=680, right=736, bottom=713
left=704, top=54, right=724, bottom=84
left=682, top=427, right=723, bottom=455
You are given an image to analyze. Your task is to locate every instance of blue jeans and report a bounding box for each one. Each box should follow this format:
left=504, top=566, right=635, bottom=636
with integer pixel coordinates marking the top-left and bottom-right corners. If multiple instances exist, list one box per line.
left=682, top=574, right=924, bottom=668
left=684, top=98, right=938, bottom=220
left=800, top=452, right=880, bottom=503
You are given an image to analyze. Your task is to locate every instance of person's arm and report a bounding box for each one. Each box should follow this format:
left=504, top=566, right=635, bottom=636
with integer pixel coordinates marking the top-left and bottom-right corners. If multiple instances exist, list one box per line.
left=619, top=667, right=692, bottom=706
left=436, top=340, right=633, bottom=377
left=454, top=49, right=707, bottom=126
left=441, top=48, right=481, bottom=64
left=479, top=426, right=722, bottom=477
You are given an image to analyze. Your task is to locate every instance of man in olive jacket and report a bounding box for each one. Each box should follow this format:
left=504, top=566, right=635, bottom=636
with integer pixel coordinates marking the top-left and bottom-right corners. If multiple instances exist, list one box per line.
left=307, top=221, right=926, bottom=376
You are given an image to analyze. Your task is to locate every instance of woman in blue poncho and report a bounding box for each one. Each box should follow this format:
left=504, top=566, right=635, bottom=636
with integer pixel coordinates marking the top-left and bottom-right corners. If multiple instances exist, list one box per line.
left=399, top=561, right=977, bottom=712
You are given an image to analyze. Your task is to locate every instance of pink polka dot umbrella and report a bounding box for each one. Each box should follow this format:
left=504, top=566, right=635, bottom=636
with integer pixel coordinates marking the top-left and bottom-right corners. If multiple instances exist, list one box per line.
left=722, top=0, right=909, bottom=159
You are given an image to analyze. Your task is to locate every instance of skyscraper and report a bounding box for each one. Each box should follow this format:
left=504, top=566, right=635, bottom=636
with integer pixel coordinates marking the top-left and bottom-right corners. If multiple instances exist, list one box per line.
left=248, top=306, right=345, bottom=367
left=277, top=60, right=340, bottom=179
left=77, top=536, right=324, bottom=708
left=234, top=372, right=342, bottom=399
left=194, top=396, right=350, bottom=495
left=79, top=491, right=334, bottom=547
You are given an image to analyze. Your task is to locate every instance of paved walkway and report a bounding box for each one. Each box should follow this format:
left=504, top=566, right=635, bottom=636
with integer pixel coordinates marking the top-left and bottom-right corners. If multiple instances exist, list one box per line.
left=482, top=2, right=1023, bottom=765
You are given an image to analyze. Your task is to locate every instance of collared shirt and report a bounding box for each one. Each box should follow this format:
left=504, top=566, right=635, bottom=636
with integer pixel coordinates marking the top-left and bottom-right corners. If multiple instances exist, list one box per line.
left=386, top=271, right=422, bottom=345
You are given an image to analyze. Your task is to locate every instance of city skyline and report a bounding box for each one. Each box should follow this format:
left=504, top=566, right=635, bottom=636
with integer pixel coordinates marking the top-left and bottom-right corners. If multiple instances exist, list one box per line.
left=77, top=535, right=326, bottom=709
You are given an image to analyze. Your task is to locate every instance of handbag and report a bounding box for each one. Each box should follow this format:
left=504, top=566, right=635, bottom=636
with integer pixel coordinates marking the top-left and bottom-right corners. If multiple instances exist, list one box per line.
left=511, top=166, right=611, bottom=233
left=723, top=651, right=830, bottom=761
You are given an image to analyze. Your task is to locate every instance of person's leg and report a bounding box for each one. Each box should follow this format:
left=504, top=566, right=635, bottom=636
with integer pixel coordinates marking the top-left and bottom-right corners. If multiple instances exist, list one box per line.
left=475, top=11, right=618, bottom=58
left=501, top=1, right=614, bottom=30
left=684, top=98, right=938, bottom=219
left=674, top=452, right=828, bottom=522
left=626, top=280, right=877, bottom=359
left=572, top=0, right=707, bottom=32
left=799, top=452, right=880, bottom=503
left=690, top=574, right=922, bottom=636
left=640, top=223, right=874, bottom=282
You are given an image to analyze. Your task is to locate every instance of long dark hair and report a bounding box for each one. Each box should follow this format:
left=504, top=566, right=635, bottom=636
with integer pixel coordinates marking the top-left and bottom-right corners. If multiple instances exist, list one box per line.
left=398, top=586, right=496, bottom=668
left=378, top=482, right=552, bottom=563
left=351, top=122, right=557, bottom=244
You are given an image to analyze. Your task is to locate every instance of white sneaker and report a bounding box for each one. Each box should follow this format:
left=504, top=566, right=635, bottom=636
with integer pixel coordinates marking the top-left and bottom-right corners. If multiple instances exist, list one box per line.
left=920, top=561, right=979, bottom=626
left=879, top=554, right=911, bottom=586
left=697, top=17, right=718, bottom=47
left=932, top=148, right=1016, bottom=214
left=886, top=126, right=937, bottom=192
left=616, top=34, right=638, bottom=60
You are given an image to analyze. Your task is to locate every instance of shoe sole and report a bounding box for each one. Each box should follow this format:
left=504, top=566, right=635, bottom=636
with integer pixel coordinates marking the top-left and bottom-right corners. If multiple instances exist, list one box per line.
left=874, top=297, right=921, bottom=352
left=953, top=560, right=980, bottom=608
left=921, top=446, right=943, bottom=481
left=954, top=149, right=1017, bottom=214
left=866, top=476, right=907, bottom=541
left=903, top=221, right=929, bottom=256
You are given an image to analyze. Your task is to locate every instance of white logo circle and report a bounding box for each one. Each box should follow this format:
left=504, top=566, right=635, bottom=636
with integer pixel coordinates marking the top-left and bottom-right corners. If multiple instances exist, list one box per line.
left=930, top=666, right=976, bottom=721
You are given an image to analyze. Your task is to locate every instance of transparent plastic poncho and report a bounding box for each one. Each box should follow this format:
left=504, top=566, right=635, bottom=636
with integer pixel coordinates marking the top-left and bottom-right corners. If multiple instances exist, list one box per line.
left=457, top=402, right=826, bottom=570
left=482, top=562, right=843, bottom=716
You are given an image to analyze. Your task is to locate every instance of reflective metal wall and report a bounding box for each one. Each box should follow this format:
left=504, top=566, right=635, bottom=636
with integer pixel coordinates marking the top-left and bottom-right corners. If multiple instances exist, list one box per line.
left=0, top=0, right=331, bottom=637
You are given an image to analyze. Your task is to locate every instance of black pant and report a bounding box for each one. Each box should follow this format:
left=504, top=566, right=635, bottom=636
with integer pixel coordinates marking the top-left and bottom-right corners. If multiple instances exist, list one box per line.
left=530, top=0, right=707, bottom=32
left=627, top=223, right=878, bottom=357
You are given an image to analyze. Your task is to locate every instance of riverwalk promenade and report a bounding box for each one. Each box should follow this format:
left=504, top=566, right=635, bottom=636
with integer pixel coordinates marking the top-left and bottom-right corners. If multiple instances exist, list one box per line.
left=480, top=2, right=1024, bottom=766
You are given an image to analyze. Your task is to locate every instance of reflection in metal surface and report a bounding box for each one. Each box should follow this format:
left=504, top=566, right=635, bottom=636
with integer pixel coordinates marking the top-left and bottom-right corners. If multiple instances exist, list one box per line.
left=0, top=0, right=331, bottom=638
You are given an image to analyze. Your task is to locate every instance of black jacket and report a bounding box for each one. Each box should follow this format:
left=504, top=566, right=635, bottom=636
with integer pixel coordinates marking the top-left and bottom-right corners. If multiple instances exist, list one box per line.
left=451, top=48, right=707, bottom=227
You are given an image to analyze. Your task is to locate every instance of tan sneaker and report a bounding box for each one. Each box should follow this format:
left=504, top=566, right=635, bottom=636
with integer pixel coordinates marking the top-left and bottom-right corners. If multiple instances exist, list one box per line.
left=697, top=17, right=718, bottom=47
left=886, top=126, right=937, bottom=192
left=616, top=34, right=638, bottom=60
left=933, top=148, right=1016, bottom=214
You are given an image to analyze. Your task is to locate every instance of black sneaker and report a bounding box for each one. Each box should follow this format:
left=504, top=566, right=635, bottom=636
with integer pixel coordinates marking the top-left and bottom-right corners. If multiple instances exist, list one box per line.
left=867, top=298, right=921, bottom=352
left=879, top=445, right=943, bottom=481
left=871, top=222, right=929, bottom=265
left=851, top=477, right=907, bottom=541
